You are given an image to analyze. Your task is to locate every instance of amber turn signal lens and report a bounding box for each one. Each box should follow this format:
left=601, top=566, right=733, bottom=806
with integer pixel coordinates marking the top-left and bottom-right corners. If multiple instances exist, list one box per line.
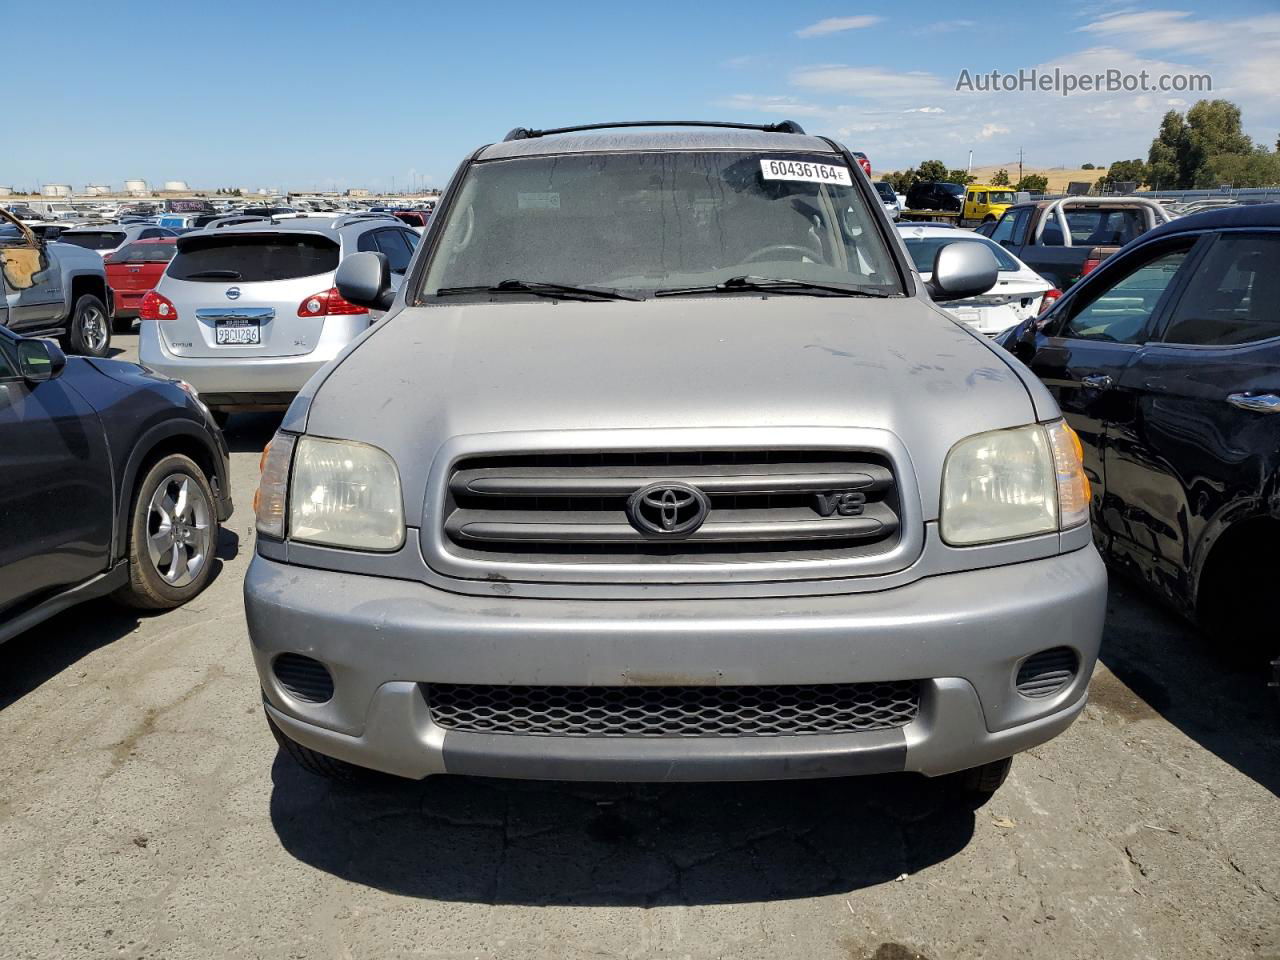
left=1046, top=420, right=1090, bottom=528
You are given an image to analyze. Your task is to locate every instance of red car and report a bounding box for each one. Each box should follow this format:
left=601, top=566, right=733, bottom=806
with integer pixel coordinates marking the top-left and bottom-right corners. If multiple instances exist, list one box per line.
left=392, top=210, right=429, bottom=229
left=852, top=151, right=871, bottom=178
left=105, top=237, right=177, bottom=332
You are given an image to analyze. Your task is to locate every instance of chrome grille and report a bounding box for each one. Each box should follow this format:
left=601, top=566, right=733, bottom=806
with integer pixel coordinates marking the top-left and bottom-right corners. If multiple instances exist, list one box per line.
left=442, top=450, right=900, bottom=565
left=424, top=681, right=920, bottom=738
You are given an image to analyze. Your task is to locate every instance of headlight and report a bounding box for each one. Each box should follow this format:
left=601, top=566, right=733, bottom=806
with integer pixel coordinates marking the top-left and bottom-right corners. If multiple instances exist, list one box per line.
left=288, top=436, right=404, bottom=551
left=252, top=433, right=404, bottom=551
left=940, top=420, right=1089, bottom=546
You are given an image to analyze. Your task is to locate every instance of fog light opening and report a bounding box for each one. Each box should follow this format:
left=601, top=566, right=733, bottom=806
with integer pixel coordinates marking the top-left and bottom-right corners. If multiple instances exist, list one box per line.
left=273, top=653, right=335, bottom=704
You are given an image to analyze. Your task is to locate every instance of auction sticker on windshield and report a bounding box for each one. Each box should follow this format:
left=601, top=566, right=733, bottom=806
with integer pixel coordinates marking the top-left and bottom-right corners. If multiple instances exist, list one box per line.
left=760, top=159, right=852, bottom=186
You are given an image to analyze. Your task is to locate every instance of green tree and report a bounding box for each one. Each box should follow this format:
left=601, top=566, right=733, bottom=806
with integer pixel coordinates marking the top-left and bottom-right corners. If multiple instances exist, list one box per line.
left=990, top=168, right=1010, bottom=185
left=1014, top=174, right=1048, bottom=193
left=1100, top=159, right=1148, bottom=189
left=1206, top=148, right=1280, bottom=187
left=1147, top=109, right=1189, bottom=188
left=916, top=159, right=948, bottom=181
left=946, top=168, right=976, bottom=185
left=1147, top=100, right=1256, bottom=188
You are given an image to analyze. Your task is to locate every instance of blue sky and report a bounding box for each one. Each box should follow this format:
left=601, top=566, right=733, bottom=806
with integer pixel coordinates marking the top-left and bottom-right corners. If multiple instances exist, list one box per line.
left=7, top=0, right=1277, bottom=191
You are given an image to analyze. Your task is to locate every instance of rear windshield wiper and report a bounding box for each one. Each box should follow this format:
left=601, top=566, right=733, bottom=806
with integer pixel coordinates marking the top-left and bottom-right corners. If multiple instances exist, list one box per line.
left=184, top=269, right=242, bottom=280
left=435, top=279, right=642, bottom=302
left=654, top=275, right=893, bottom=298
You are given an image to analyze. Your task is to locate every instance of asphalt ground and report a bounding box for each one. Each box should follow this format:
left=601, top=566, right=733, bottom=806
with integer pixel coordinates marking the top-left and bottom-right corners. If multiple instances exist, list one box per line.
left=0, top=330, right=1276, bottom=959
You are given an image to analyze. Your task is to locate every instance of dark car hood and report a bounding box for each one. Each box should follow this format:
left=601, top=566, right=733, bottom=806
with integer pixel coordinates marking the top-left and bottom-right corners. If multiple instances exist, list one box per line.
left=302, top=295, right=1036, bottom=522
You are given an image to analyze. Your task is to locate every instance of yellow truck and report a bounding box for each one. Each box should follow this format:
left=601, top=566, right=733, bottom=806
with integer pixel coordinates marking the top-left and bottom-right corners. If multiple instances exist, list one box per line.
left=901, top=181, right=1018, bottom=225
left=962, top=185, right=1017, bottom=224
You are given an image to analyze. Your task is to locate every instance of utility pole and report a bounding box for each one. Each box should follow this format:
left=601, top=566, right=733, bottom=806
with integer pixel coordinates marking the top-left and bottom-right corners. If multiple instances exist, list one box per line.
left=1018, top=148, right=1025, bottom=186
left=967, top=150, right=973, bottom=174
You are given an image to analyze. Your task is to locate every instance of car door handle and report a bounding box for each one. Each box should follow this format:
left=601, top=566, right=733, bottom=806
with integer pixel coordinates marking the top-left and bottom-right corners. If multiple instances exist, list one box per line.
left=1081, top=374, right=1113, bottom=390
left=1227, top=392, right=1280, bottom=414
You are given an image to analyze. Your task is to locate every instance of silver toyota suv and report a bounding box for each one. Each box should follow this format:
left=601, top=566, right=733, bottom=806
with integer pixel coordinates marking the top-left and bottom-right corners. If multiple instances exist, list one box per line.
left=245, top=121, right=1107, bottom=804
left=138, top=214, right=419, bottom=421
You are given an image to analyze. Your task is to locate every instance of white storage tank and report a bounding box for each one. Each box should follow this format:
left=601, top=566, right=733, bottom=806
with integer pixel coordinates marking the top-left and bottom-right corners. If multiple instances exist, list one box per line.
left=42, top=184, right=73, bottom=197
left=85, top=184, right=112, bottom=196
left=0, top=186, right=13, bottom=197
left=163, top=179, right=189, bottom=192
left=124, top=178, right=148, bottom=195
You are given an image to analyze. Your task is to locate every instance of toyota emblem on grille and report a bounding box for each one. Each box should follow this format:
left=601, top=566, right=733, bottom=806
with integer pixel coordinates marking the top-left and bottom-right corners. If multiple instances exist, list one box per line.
left=225, top=286, right=241, bottom=300
left=626, top=481, right=710, bottom=537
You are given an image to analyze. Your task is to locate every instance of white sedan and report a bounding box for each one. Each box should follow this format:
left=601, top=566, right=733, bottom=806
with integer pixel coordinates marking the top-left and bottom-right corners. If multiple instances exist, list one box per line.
left=897, top=224, right=1056, bottom=336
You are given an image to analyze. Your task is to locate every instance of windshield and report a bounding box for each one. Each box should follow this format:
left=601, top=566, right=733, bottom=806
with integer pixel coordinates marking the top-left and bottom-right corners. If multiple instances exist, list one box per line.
left=59, top=231, right=126, bottom=250
left=987, top=191, right=1015, bottom=205
left=421, top=151, right=902, bottom=299
left=874, top=182, right=896, bottom=201
left=903, top=236, right=1019, bottom=274
left=940, top=183, right=966, bottom=196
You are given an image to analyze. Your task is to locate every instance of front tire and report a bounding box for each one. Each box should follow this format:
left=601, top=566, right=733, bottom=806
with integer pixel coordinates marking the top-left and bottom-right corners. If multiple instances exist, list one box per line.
left=114, top=453, right=219, bottom=609
left=64, top=294, right=112, bottom=357
left=266, top=710, right=371, bottom=782
left=945, top=756, right=1012, bottom=808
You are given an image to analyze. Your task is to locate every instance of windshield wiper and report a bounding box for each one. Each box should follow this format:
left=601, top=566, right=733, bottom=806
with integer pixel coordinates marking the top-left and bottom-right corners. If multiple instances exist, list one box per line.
left=654, top=275, right=893, bottom=298
left=435, top=279, right=642, bottom=301
left=185, top=269, right=242, bottom=280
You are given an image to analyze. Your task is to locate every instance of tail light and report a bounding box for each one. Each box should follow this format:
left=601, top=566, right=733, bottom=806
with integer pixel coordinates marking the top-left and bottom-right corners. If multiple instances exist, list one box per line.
left=139, top=291, right=177, bottom=321
left=297, top=287, right=369, bottom=317
left=1039, top=288, right=1063, bottom=314
left=1081, top=248, right=1105, bottom=276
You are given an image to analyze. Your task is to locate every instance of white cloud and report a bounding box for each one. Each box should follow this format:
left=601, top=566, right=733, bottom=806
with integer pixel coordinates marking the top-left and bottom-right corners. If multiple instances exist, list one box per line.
left=791, top=65, right=947, bottom=99
left=795, top=15, right=881, bottom=38
left=721, top=7, right=1279, bottom=170
left=917, top=19, right=975, bottom=34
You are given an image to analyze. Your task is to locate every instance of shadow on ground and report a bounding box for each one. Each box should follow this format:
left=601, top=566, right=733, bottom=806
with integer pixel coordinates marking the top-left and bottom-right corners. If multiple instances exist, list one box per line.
left=270, top=761, right=974, bottom=905
left=0, top=526, right=237, bottom=710
left=219, top=412, right=284, bottom=455
left=1097, top=579, right=1280, bottom=796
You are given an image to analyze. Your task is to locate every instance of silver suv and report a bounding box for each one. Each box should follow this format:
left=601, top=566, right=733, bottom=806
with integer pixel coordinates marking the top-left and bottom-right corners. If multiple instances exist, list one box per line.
left=138, top=214, right=419, bottom=420
left=245, top=121, right=1107, bottom=804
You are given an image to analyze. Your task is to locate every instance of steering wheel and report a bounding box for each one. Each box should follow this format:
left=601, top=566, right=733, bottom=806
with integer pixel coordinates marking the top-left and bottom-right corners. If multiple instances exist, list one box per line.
left=742, top=243, right=821, bottom=264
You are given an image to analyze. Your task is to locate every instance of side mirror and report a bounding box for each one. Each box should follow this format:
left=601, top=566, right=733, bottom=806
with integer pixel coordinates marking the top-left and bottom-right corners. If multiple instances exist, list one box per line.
left=17, top=338, right=67, bottom=382
left=335, top=251, right=395, bottom=311
left=926, top=241, right=999, bottom=302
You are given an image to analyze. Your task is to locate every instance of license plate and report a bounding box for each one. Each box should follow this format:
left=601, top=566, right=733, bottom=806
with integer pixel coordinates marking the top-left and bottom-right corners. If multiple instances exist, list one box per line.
left=215, top=318, right=260, bottom=345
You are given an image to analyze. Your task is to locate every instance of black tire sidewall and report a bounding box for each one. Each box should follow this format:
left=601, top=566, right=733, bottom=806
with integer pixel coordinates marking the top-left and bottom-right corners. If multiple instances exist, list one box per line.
left=69, top=294, right=111, bottom=357
left=126, top=454, right=218, bottom=607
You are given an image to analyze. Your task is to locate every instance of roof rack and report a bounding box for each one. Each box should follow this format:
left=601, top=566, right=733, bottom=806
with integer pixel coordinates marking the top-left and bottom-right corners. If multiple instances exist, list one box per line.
left=331, top=212, right=400, bottom=229
left=502, top=119, right=807, bottom=142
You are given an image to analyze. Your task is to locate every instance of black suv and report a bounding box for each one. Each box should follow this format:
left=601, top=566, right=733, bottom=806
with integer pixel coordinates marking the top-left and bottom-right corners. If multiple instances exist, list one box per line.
left=905, top=181, right=965, bottom=213
left=0, top=327, right=232, bottom=644
left=1002, top=203, right=1280, bottom=685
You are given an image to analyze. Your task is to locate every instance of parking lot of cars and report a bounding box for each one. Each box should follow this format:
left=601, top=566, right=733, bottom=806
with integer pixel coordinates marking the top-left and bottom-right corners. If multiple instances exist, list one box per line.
left=2, top=118, right=1279, bottom=959
left=0, top=334, right=1276, bottom=957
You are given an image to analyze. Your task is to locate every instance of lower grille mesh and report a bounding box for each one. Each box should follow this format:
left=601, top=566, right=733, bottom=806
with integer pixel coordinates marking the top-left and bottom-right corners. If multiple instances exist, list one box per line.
left=424, top=681, right=920, bottom=738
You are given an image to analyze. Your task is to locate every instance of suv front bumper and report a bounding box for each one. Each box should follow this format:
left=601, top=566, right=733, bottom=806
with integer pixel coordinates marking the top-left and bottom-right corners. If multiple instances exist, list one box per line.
left=245, top=546, right=1107, bottom=781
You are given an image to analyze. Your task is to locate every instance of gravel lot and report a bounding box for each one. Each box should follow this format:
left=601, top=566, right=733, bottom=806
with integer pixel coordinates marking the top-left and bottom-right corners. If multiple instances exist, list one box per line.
left=1, top=332, right=1277, bottom=960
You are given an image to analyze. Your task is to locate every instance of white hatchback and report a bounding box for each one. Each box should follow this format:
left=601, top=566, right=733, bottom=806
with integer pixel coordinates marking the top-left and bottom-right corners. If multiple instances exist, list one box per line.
left=897, top=224, right=1054, bottom=336
left=137, top=214, right=417, bottom=421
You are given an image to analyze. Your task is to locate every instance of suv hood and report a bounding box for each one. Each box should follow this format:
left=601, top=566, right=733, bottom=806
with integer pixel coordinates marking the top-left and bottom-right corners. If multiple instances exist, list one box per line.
left=303, top=296, right=1037, bottom=522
